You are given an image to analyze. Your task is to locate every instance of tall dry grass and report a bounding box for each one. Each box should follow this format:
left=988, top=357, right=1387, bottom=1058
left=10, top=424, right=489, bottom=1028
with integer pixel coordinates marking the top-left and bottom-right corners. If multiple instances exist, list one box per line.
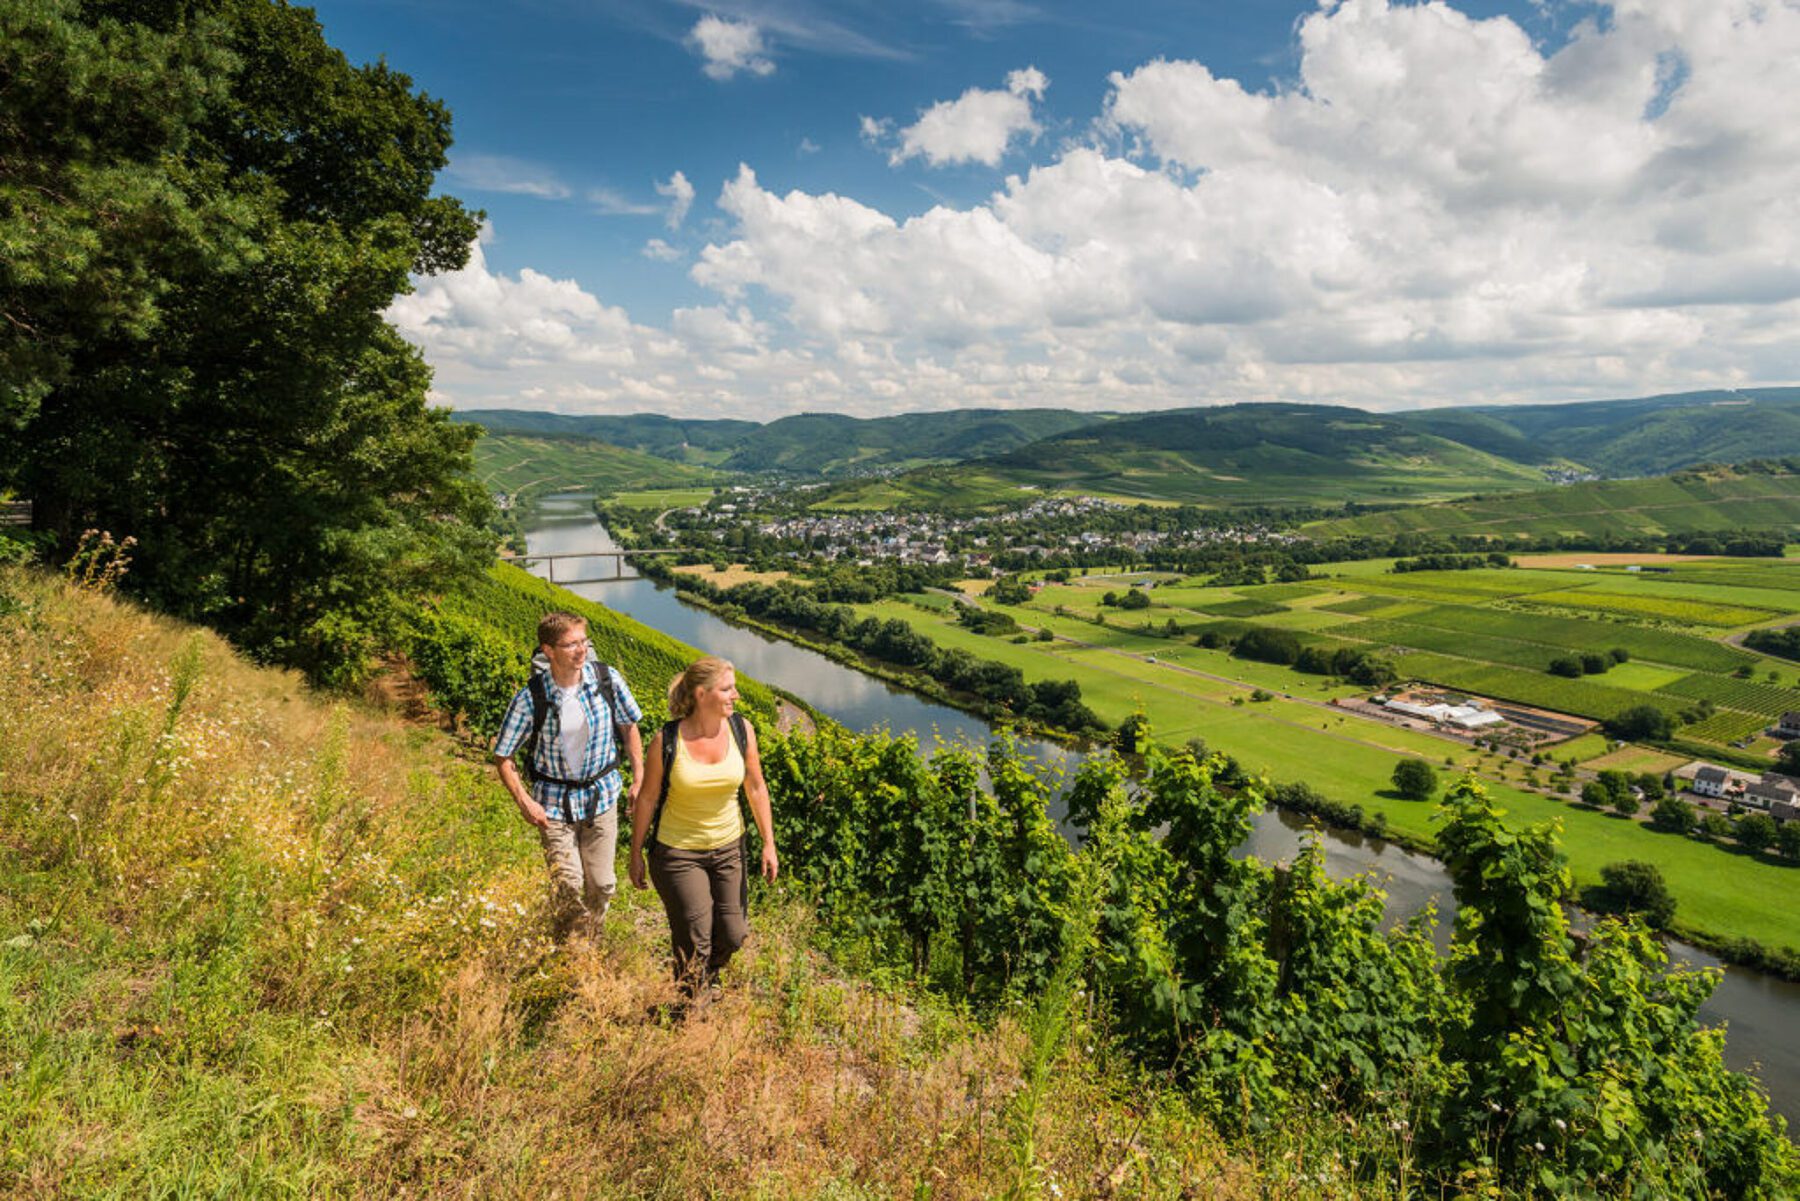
left=0, top=568, right=1311, bottom=1198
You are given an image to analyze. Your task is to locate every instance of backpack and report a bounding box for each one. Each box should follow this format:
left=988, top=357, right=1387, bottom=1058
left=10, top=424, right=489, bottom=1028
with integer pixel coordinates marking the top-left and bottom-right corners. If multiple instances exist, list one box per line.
left=646, top=712, right=749, bottom=847
left=517, top=644, right=632, bottom=789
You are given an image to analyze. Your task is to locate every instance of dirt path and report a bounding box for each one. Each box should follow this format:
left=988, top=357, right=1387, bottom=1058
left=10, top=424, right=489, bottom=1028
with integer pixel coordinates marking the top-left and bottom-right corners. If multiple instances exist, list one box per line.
left=776, top=699, right=817, bottom=736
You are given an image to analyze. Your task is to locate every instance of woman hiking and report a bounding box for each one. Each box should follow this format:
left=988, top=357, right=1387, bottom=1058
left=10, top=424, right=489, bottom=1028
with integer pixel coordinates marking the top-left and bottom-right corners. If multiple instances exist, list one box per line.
left=628, top=656, right=778, bottom=1004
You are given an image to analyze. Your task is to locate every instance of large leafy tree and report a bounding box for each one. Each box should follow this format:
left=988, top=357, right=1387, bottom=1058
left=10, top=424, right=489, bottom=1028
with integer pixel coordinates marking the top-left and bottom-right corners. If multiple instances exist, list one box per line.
left=1, top=0, right=489, bottom=683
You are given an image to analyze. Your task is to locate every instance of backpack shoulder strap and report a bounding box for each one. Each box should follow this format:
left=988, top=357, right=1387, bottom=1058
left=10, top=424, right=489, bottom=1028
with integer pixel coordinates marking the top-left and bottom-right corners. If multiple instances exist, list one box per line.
left=591, top=660, right=629, bottom=732
left=527, top=672, right=552, bottom=740
left=517, top=672, right=551, bottom=778
left=728, top=712, right=748, bottom=759
left=647, top=719, right=682, bottom=847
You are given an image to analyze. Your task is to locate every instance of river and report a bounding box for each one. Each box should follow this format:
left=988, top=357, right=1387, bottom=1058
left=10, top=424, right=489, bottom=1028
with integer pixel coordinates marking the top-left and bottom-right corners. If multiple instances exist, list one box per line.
left=525, top=492, right=1798, bottom=1122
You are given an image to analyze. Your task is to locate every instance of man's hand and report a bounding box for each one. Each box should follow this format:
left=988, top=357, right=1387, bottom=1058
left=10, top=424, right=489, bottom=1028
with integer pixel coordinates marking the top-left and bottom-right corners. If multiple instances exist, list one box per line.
left=520, top=798, right=551, bottom=831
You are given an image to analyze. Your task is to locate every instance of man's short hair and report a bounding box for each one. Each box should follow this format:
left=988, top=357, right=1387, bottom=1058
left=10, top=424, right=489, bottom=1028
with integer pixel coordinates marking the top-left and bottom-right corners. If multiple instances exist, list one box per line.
left=537, top=611, right=586, bottom=649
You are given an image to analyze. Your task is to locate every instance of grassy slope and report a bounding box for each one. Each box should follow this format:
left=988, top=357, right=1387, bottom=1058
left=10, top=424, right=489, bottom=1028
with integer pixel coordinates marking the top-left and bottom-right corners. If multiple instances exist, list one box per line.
left=0, top=569, right=1271, bottom=1198
left=823, top=404, right=1567, bottom=511
left=472, top=433, right=718, bottom=500
left=853, top=591, right=1800, bottom=956
left=1473, top=387, right=1800, bottom=475
left=1306, top=466, right=1800, bottom=540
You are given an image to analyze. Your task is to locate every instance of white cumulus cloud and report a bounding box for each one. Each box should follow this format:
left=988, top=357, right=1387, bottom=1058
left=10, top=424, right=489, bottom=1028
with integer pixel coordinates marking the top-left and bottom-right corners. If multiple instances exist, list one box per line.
left=406, top=1, right=1800, bottom=417
left=657, top=170, right=696, bottom=229
left=690, top=15, right=776, bottom=81
left=884, top=66, right=1050, bottom=167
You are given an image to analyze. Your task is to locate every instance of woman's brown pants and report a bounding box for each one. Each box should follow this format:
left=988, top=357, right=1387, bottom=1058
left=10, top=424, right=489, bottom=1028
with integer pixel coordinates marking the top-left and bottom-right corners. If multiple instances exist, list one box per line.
left=648, top=836, right=748, bottom=995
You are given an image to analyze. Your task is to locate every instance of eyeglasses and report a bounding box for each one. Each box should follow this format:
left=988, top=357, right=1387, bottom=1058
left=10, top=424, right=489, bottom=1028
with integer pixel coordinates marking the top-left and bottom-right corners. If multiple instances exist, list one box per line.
left=554, top=637, right=586, bottom=650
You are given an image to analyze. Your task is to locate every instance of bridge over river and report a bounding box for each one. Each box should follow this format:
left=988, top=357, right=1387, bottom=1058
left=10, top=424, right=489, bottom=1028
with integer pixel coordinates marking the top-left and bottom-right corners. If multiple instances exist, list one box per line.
left=500, top=548, right=698, bottom=584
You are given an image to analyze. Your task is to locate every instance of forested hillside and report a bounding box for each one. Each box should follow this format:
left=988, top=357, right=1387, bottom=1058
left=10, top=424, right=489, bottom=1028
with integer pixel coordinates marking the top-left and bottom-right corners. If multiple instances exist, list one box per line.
left=456, top=407, right=1110, bottom=477
left=1306, top=461, right=1800, bottom=539
left=757, top=392, right=1800, bottom=510
left=977, top=403, right=1552, bottom=504
left=1468, top=388, right=1800, bottom=475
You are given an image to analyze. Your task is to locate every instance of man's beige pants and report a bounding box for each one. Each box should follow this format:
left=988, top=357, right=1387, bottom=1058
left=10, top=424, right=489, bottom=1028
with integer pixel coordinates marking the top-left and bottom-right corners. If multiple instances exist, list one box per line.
left=539, top=807, right=617, bottom=939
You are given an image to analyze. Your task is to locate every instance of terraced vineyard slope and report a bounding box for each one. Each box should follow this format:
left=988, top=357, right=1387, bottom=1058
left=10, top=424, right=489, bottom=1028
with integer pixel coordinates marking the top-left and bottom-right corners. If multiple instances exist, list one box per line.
left=1307, top=463, right=1800, bottom=539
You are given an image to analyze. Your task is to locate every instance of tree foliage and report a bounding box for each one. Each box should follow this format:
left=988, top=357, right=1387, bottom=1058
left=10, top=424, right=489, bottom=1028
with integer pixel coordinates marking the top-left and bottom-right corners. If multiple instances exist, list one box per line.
left=1605, top=704, right=1674, bottom=742
left=1596, top=860, right=1677, bottom=927
left=1650, top=794, right=1698, bottom=835
left=1391, top=756, right=1437, bottom=801
left=2, top=0, right=491, bottom=684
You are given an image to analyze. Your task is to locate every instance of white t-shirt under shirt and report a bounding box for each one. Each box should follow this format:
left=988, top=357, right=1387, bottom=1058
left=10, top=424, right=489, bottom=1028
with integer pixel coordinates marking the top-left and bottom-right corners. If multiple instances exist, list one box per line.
left=558, top=687, right=590, bottom=770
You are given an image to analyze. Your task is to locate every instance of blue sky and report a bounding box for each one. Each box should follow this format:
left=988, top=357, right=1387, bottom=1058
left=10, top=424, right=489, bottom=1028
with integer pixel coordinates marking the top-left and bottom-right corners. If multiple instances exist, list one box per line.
left=311, top=0, right=1800, bottom=418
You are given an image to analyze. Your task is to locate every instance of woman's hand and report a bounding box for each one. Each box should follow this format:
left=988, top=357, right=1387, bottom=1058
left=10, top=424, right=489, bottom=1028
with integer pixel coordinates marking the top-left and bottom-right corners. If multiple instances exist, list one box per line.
left=628, top=846, right=648, bottom=890
left=760, top=842, right=779, bottom=883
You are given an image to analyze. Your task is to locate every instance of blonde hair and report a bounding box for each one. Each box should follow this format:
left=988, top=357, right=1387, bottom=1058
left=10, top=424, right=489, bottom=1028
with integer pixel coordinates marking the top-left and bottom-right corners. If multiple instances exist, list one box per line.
left=668, top=656, right=734, bottom=720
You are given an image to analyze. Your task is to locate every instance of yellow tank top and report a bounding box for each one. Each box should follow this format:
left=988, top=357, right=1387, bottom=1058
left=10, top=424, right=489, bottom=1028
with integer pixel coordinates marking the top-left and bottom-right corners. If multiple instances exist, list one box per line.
left=657, top=727, right=746, bottom=851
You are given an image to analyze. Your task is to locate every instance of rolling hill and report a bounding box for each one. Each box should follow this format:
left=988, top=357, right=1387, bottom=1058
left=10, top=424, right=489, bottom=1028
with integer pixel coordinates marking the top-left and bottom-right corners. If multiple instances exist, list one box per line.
left=456, top=407, right=1109, bottom=477
left=457, top=411, right=756, bottom=467
left=1304, top=462, right=1800, bottom=539
left=458, top=388, right=1800, bottom=509
left=471, top=433, right=718, bottom=501
left=900, top=403, right=1558, bottom=507
left=1437, top=387, right=1800, bottom=475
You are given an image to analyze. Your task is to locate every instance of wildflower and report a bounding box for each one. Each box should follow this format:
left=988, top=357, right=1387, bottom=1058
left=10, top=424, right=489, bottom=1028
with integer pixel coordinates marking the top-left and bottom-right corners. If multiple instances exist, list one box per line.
left=1534, top=1142, right=1545, bottom=1152
left=1554, top=1118, right=1567, bottom=1131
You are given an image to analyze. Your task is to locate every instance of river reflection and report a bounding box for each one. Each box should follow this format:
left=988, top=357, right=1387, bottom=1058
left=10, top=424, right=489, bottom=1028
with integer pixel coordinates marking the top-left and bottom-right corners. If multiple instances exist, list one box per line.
left=525, top=493, right=1797, bottom=1123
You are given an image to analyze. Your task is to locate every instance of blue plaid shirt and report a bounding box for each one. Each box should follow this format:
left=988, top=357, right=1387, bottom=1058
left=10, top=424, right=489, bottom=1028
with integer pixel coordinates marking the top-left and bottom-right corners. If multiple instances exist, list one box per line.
left=493, top=662, right=643, bottom=823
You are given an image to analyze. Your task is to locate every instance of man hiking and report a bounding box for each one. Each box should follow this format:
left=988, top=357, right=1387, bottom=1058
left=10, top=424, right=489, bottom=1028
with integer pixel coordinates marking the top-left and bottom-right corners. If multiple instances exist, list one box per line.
left=494, top=611, right=644, bottom=939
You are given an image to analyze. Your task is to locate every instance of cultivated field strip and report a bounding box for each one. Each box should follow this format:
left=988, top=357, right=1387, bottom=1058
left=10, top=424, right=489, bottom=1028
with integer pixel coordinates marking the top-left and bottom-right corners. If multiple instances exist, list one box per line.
left=1193, top=598, right=1284, bottom=618
left=1235, top=582, right=1328, bottom=603
left=1657, top=673, right=1800, bottom=718
left=1340, top=618, right=1584, bottom=669
left=1319, top=594, right=1410, bottom=616
left=1518, top=588, right=1782, bottom=627
left=1395, top=604, right=1753, bottom=672
left=1657, top=566, right=1800, bottom=592
left=1680, top=709, right=1773, bottom=744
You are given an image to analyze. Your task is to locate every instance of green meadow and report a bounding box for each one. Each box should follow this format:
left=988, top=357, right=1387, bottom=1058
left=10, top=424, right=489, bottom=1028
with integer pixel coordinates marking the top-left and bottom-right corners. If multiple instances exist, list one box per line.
left=849, top=587, right=1800, bottom=956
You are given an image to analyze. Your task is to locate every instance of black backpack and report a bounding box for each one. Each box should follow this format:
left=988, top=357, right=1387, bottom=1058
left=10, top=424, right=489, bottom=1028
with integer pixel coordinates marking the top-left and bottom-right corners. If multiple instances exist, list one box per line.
left=517, top=655, right=632, bottom=789
left=646, top=713, right=749, bottom=846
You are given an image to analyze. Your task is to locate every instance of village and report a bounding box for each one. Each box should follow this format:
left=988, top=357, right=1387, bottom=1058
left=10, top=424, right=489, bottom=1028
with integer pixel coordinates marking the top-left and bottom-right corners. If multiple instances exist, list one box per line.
left=662, top=489, right=1303, bottom=567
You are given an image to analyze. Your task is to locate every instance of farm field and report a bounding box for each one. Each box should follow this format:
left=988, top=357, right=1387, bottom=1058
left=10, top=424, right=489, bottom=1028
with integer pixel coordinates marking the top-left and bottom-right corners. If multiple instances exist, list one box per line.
left=1517, top=588, right=1780, bottom=627
left=1022, top=556, right=1800, bottom=761
left=606, top=487, right=717, bottom=509
left=672, top=563, right=792, bottom=588
left=846, top=596, right=1800, bottom=955
left=1585, top=746, right=1689, bottom=775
